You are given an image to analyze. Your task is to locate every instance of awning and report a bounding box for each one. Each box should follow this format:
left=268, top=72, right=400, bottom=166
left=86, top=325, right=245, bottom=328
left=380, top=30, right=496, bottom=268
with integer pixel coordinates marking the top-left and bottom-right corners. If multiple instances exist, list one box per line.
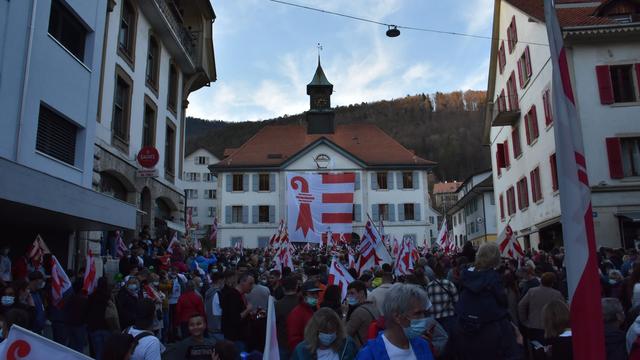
left=616, top=212, right=640, bottom=222
left=165, top=220, right=186, bottom=234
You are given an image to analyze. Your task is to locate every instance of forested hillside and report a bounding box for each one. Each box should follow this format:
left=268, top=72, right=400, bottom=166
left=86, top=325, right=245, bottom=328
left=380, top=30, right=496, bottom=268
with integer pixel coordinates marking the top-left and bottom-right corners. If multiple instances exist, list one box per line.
left=186, top=90, right=489, bottom=182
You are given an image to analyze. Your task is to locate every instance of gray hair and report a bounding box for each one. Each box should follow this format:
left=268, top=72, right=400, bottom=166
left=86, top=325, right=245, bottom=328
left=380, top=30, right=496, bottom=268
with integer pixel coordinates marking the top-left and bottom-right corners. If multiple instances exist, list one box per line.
left=382, top=283, right=430, bottom=320
left=475, top=242, right=501, bottom=270
left=602, top=297, right=623, bottom=324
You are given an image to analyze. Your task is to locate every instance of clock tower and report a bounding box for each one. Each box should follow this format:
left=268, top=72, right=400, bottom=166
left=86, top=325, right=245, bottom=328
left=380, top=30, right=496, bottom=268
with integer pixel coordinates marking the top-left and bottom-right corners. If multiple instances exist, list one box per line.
left=306, top=57, right=335, bottom=134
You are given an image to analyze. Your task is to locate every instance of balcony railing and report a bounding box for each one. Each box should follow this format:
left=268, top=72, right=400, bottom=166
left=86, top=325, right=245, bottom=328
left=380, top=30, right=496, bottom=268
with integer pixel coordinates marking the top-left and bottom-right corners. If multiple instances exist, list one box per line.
left=156, top=0, right=198, bottom=61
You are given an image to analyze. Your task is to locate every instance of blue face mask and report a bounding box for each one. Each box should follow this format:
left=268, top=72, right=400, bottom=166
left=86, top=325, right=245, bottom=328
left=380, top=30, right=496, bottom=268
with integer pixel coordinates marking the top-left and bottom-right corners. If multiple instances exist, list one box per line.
left=318, top=332, right=337, bottom=346
left=127, top=284, right=139, bottom=292
left=403, top=317, right=429, bottom=339
left=347, top=296, right=359, bottom=306
left=305, top=296, right=318, bottom=307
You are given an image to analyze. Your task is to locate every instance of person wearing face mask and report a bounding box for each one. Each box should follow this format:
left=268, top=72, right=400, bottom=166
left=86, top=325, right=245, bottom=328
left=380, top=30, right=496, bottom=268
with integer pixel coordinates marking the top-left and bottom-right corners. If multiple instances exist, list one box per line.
left=292, top=308, right=358, bottom=360
left=142, top=273, right=165, bottom=337
left=287, top=281, right=321, bottom=352
left=345, top=281, right=380, bottom=348
left=117, top=277, right=141, bottom=329
left=26, top=271, right=46, bottom=334
left=356, top=283, right=434, bottom=360
left=451, top=242, right=522, bottom=359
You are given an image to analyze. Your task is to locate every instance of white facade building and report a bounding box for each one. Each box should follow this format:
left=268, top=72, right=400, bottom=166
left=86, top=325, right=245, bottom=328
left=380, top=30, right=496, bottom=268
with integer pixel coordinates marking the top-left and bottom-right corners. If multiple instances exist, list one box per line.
left=485, top=0, right=640, bottom=250
left=448, top=171, right=497, bottom=247
left=0, top=0, right=136, bottom=265
left=211, top=62, right=440, bottom=248
left=94, top=0, right=216, bottom=244
left=179, top=148, right=219, bottom=239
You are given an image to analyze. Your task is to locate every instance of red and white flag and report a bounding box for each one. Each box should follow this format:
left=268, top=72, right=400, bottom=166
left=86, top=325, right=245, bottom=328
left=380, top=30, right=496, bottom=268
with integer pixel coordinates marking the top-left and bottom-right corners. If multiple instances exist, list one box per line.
left=544, top=1, right=604, bottom=357
left=82, top=250, right=97, bottom=295
left=392, top=237, right=399, bottom=257
left=263, top=296, right=280, bottom=360
left=166, top=232, right=179, bottom=254
left=436, top=219, right=449, bottom=251
left=115, top=231, right=127, bottom=258
left=28, top=235, right=50, bottom=268
left=498, top=225, right=524, bottom=259
left=286, top=172, right=355, bottom=243
left=357, top=220, right=383, bottom=274
left=328, top=258, right=355, bottom=301
left=275, top=230, right=293, bottom=270
left=50, top=256, right=71, bottom=307
left=394, top=236, right=414, bottom=276
left=209, top=217, right=218, bottom=246
left=0, top=325, right=92, bottom=359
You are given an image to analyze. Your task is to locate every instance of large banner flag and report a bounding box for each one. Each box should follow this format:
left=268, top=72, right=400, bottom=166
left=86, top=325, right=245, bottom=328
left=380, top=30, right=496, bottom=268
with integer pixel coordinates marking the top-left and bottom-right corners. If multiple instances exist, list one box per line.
left=50, top=256, right=71, bottom=307
left=328, top=258, right=355, bottom=301
left=28, top=235, right=50, bottom=268
left=544, top=1, right=604, bottom=358
left=436, top=219, right=448, bottom=251
left=166, top=232, right=179, bottom=254
left=498, top=225, right=524, bottom=259
left=394, top=236, right=414, bottom=276
left=0, top=324, right=92, bottom=359
left=82, top=250, right=97, bottom=295
left=263, top=296, right=280, bottom=360
left=286, top=172, right=355, bottom=243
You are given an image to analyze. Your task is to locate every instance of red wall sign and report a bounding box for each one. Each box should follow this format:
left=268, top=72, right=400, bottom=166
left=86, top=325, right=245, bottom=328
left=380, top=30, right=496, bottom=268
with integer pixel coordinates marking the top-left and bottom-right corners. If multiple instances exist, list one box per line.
left=137, top=147, right=159, bottom=169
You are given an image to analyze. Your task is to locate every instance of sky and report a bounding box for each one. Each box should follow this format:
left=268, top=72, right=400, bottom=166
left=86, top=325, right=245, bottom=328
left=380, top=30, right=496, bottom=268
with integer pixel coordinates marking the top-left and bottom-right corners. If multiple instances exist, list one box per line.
left=187, top=0, right=495, bottom=122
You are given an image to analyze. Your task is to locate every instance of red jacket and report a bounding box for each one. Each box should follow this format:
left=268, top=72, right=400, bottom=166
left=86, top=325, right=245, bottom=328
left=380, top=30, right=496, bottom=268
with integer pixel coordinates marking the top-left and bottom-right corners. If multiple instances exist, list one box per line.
left=286, top=302, right=314, bottom=351
left=175, top=290, right=205, bottom=326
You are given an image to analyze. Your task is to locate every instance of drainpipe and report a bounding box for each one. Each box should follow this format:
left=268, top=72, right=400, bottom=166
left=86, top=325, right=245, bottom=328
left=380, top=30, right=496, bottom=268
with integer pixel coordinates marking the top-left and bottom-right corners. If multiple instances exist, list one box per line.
left=15, top=0, right=37, bottom=162
left=481, top=191, right=488, bottom=243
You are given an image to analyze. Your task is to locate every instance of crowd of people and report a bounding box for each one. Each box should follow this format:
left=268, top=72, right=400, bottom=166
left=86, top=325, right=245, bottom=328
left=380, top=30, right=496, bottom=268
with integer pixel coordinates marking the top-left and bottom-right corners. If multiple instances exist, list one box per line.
left=2, top=231, right=640, bottom=360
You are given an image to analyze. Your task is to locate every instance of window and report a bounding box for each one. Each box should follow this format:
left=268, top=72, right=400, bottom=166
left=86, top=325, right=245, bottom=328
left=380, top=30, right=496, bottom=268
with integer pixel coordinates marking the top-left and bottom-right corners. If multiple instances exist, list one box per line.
left=146, top=36, right=159, bottom=89
left=165, top=122, right=176, bottom=179
left=203, top=173, right=214, bottom=182
left=232, top=174, right=244, bottom=191
left=185, top=189, right=197, bottom=199
left=517, top=46, right=532, bottom=88
left=112, top=67, right=132, bottom=148
left=259, top=206, right=270, bottom=223
left=506, top=187, right=516, bottom=215
left=512, top=126, right=522, bottom=158
left=187, top=206, right=198, bottom=217
left=621, top=137, right=640, bottom=177
left=507, top=71, right=519, bottom=111
left=530, top=167, right=543, bottom=202
left=453, top=216, right=457, bottom=226
left=525, top=106, right=539, bottom=145
left=498, top=41, right=506, bottom=74
left=118, top=0, right=136, bottom=62
left=259, top=174, right=270, bottom=191
left=402, top=172, right=413, bottom=189
left=517, top=177, right=529, bottom=210
left=378, top=204, right=390, bottom=221
left=507, top=16, right=518, bottom=53
left=195, top=156, right=208, bottom=165
left=167, top=63, right=178, bottom=112
left=204, top=190, right=216, bottom=199
left=499, top=194, right=505, bottom=220
left=48, top=0, right=87, bottom=61
left=543, top=89, right=553, bottom=126
left=497, top=90, right=507, bottom=113
left=403, top=204, right=415, bottom=221
left=503, top=140, right=510, bottom=168
left=142, top=97, right=156, bottom=147
left=207, top=207, right=216, bottom=217
left=550, top=153, right=559, bottom=191
left=232, top=206, right=243, bottom=223
left=376, top=172, right=388, bottom=190
left=36, top=104, right=77, bottom=166
left=429, top=216, right=434, bottom=225
left=596, top=64, right=640, bottom=104
left=184, top=172, right=200, bottom=181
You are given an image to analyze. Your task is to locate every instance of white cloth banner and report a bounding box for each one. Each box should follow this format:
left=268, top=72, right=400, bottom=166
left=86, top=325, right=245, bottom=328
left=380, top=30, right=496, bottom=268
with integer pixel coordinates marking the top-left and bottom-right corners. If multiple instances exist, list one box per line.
left=286, top=172, right=355, bottom=243
left=0, top=325, right=92, bottom=359
left=263, top=296, right=280, bottom=360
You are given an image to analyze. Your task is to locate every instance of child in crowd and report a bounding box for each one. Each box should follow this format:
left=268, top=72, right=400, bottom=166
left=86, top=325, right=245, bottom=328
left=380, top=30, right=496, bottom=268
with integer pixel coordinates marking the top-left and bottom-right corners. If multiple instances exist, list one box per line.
left=163, top=313, right=217, bottom=360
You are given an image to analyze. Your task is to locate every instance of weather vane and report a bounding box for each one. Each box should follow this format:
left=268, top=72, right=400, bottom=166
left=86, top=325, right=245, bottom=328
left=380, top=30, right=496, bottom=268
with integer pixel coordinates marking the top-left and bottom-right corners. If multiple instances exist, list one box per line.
left=317, top=42, right=323, bottom=61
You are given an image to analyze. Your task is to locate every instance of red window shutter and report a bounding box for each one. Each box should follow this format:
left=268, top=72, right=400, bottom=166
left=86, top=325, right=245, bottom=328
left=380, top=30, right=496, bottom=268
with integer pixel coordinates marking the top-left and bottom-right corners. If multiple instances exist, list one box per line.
left=499, top=42, right=505, bottom=74
left=513, top=17, right=518, bottom=45
left=516, top=181, right=522, bottom=210
left=496, top=143, right=505, bottom=168
left=504, top=140, right=510, bottom=167
left=530, top=106, right=539, bottom=140
left=518, top=59, right=524, bottom=88
left=596, top=65, right=614, bottom=104
left=499, top=194, right=504, bottom=219
left=543, top=90, right=553, bottom=126
left=523, top=178, right=529, bottom=208
left=512, top=127, right=521, bottom=158
left=524, top=113, right=531, bottom=145
left=606, top=137, right=624, bottom=179
left=507, top=22, right=513, bottom=53
left=525, top=46, right=532, bottom=77
left=550, top=154, right=558, bottom=191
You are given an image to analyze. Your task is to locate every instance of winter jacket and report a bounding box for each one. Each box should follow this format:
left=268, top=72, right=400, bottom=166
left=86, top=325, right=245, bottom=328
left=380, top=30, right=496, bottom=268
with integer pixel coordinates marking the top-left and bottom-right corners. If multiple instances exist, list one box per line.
left=356, top=333, right=434, bottom=360
left=456, top=268, right=509, bottom=324
left=604, top=324, right=627, bottom=360
left=346, top=302, right=379, bottom=347
left=291, top=337, right=358, bottom=360
left=276, top=294, right=299, bottom=349
left=627, top=315, right=640, bottom=353
left=286, top=302, right=315, bottom=351
left=517, top=285, right=565, bottom=329
left=204, top=286, right=222, bottom=334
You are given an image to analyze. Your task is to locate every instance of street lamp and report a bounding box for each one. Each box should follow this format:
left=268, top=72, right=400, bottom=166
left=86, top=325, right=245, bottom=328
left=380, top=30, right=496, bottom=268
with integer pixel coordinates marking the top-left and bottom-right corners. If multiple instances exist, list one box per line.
left=386, top=25, right=400, bottom=37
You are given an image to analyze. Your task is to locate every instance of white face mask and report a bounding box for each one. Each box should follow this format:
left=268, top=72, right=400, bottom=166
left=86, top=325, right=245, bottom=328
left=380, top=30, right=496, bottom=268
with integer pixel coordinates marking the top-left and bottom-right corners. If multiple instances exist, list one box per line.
left=1, top=296, right=14, bottom=306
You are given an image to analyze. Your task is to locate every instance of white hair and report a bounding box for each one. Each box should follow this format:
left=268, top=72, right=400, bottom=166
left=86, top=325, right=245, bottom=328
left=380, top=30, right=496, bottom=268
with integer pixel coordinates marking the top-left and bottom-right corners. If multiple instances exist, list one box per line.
left=382, top=283, right=430, bottom=320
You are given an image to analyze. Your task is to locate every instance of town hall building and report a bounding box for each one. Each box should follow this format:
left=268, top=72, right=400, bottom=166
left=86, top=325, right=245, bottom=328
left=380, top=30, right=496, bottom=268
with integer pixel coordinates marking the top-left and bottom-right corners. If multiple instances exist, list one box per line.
left=211, top=60, right=440, bottom=248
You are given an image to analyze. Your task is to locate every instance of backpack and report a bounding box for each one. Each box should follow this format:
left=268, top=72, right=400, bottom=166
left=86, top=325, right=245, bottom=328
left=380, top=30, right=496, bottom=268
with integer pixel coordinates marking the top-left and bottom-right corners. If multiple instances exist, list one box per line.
left=124, top=326, right=154, bottom=352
